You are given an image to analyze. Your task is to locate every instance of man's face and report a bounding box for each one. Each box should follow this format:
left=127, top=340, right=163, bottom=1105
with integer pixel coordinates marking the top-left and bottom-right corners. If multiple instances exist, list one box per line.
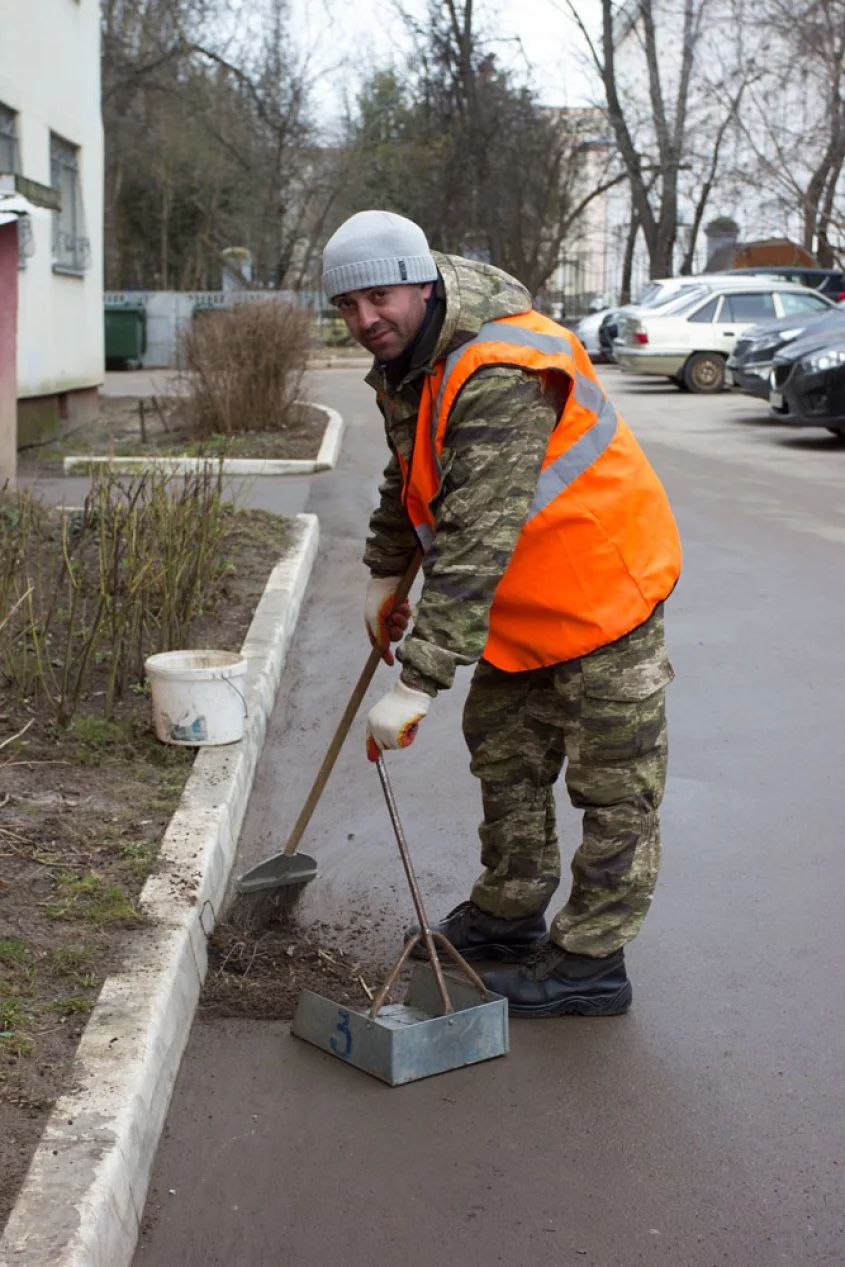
left=333, top=282, right=433, bottom=360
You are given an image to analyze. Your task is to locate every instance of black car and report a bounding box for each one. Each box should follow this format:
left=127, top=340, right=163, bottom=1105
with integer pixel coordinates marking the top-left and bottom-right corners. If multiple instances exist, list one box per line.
left=727, top=266, right=845, bottom=300
left=598, top=309, right=621, bottom=361
left=770, top=327, right=845, bottom=434
left=728, top=305, right=845, bottom=399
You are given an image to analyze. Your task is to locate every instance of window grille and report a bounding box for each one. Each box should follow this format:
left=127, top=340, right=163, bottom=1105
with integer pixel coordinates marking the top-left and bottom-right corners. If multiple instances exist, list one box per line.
left=50, top=132, right=90, bottom=272
left=16, top=215, right=34, bottom=267
left=0, top=103, right=19, bottom=174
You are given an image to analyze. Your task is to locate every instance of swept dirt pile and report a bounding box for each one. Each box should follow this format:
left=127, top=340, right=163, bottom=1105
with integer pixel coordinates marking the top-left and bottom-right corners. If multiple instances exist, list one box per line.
left=201, top=918, right=396, bottom=1022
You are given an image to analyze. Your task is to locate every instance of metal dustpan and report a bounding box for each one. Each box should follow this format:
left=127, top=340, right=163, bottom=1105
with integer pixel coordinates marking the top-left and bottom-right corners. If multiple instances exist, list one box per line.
left=291, top=755, right=509, bottom=1086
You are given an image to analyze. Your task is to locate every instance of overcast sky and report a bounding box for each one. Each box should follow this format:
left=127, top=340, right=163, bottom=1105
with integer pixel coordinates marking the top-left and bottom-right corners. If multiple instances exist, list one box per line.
left=292, top=0, right=602, bottom=128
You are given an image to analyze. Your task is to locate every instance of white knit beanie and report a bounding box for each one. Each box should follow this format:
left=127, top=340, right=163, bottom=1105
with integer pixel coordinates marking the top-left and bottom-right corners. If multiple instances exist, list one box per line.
left=322, top=210, right=438, bottom=300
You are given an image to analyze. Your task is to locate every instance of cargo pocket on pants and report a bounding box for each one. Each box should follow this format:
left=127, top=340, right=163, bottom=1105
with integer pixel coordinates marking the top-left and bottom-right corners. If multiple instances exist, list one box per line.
left=579, top=648, right=674, bottom=762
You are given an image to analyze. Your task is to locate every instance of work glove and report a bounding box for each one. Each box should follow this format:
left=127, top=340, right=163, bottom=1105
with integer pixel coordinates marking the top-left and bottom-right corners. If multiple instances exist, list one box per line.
left=366, top=679, right=431, bottom=762
left=364, top=575, right=411, bottom=666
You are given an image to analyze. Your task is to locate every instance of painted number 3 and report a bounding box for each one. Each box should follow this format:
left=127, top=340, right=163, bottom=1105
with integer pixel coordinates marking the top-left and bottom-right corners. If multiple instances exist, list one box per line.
left=329, top=1008, right=353, bottom=1059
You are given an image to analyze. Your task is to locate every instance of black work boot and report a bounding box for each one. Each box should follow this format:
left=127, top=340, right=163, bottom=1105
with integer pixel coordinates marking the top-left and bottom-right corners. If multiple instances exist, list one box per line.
left=408, top=900, right=547, bottom=962
left=482, top=941, right=632, bottom=1017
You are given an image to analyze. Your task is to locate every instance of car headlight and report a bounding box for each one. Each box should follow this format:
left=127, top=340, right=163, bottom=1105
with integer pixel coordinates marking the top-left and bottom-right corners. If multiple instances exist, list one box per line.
left=801, top=347, right=845, bottom=372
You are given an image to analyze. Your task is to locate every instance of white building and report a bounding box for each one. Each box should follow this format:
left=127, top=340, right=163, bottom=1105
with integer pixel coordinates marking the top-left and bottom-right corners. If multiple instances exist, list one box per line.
left=543, top=108, right=617, bottom=317
left=0, top=0, right=103, bottom=471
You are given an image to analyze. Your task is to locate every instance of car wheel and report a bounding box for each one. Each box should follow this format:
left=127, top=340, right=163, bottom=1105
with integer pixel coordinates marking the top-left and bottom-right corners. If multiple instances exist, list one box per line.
left=683, top=352, right=726, bottom=394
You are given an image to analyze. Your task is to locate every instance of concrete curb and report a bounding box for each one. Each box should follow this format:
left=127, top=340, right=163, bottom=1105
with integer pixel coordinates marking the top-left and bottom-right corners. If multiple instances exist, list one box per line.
left=313, top=403, right=345, bottom=470
left=61, top=402, right=345, bottom=477
left=0, top=513, right=320, bottom=1267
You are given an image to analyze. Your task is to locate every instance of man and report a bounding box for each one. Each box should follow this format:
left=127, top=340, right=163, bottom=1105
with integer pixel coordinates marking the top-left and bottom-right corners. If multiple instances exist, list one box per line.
left=322, top=210, right=682, bottom=1018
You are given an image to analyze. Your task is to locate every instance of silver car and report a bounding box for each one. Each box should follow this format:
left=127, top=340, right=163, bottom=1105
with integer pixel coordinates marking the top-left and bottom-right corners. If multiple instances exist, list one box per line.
left=574, top=309, right=611, bottom=361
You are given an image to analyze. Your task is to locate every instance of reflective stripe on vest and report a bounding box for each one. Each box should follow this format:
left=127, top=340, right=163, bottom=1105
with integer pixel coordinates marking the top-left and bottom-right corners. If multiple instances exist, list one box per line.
left=530, top=398, right=618, bottom=520
left=432, top=320, right=612, bottom=507
left=414, top=523, right=435, bottom=550
left=434, top=321, right=574, bottom=421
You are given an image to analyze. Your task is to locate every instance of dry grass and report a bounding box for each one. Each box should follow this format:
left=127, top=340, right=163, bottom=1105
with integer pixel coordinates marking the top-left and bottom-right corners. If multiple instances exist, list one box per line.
left=0, top=506, right=296, bottom=1226
left=181, top=300, right=311, bottom=438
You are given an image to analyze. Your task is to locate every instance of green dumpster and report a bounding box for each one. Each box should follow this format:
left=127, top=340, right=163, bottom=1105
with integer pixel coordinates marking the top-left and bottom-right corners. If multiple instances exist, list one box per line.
left=104, top=304, right=147, bottom=368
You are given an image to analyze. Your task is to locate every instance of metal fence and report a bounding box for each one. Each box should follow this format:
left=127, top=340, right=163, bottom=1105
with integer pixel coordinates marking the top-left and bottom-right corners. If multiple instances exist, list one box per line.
left=104, top=289, right=326, bottom=369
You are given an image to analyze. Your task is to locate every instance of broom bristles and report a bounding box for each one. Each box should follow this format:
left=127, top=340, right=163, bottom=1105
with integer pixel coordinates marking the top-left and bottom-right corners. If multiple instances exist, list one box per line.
left=225, top=880, right=308, bottom=935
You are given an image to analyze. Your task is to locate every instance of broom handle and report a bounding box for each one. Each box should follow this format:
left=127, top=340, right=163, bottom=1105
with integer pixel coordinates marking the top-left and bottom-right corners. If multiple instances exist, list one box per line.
left=282, top=551, right=423, bottom=857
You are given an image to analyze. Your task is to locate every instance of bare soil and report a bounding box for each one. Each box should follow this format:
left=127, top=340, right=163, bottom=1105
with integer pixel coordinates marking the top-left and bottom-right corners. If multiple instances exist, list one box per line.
left=20, top=396, right=328, bottom=468
left=201, top=918, right=398, bottom=1023
left=0, top=508, right=293, bottom=1230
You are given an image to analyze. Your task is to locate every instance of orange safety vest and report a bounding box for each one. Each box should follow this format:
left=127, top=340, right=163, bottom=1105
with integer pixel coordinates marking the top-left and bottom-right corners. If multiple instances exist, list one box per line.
left=392, top=309, right=682, bottom=673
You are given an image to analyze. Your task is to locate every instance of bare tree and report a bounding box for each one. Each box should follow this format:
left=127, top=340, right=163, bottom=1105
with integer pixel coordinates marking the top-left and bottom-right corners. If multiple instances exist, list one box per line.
left=560, top=0, right=750, bottom=279
left=341, top=2, right=626, bottom=294
left=619, top=207, right=640, bottom=303
left=677, top=74, right=752, bottom=273
left=101, top=0, right=347, bottom=290
left=732, top=0, right=845, bottom=265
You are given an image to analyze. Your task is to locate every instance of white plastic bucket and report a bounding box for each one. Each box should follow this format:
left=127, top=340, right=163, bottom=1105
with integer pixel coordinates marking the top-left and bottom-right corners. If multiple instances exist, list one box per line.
left=144, top=650, right=248, bottom=746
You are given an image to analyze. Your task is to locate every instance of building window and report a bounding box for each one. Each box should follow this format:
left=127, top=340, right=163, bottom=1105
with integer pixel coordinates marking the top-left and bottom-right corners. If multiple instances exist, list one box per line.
left=50, top=132, right=90, bottom=273
left=17, top=216, right=35, bottom=269
left=0, top=104, right=30, bottom=269
left=0, top=103, right=19, bottom=174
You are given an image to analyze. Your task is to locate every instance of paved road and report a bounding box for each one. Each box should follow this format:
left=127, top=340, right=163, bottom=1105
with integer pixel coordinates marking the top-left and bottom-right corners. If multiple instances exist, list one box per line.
left=134, top=369, right=845, bottom=1266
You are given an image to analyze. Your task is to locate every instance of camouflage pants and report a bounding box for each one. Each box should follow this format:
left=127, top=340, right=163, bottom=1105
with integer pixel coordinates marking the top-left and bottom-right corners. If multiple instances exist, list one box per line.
left=463, top=605, right=674, bottom=957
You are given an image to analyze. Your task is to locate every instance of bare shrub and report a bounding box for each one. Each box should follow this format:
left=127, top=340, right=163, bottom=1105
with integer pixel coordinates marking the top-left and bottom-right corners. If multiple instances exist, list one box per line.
left=0, top=466, right=230, bottom=725
left=180, top=300, right=311, bottom=438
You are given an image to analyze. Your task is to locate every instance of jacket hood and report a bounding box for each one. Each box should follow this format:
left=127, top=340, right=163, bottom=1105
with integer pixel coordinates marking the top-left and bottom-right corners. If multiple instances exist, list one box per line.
left=433, top=252, right=533, bottom=360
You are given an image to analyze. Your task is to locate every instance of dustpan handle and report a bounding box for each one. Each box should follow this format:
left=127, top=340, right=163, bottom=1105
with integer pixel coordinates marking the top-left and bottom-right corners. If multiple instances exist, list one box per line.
left=372, top=754, right=454, bottom=1018
left=282, top=551, right=422, bottom=858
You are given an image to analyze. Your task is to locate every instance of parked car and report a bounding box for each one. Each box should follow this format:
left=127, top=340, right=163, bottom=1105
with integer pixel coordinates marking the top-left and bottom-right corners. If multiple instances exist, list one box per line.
left=615, top=281, right=834, bottom=393
left=612, top=278, right=713, bottom=349
left=724, top=266, right=845, bottom=301
left=574, top=309, right=611, bottom=361
left=727, top=302, right=843, bottom=399
left=769, top=327, right=845, bottom=435
left=599, top=309, right=623, bottom=361
left=611, top=273, right=787, bottom=355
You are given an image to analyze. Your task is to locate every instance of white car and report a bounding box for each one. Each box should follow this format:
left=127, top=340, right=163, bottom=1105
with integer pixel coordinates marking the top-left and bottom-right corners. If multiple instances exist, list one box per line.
left=612, top=273, right=761, bottom=348
left=615, top=281, right=834, bottom=392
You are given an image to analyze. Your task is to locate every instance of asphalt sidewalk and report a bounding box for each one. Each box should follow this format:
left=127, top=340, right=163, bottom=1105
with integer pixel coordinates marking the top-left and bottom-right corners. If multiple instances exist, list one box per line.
left=132, top=370, right=845, bottom=1265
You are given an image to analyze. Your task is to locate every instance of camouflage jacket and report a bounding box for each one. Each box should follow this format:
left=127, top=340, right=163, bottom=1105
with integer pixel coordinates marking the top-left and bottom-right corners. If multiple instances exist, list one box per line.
left=363, top=252, right=562, bottom=697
